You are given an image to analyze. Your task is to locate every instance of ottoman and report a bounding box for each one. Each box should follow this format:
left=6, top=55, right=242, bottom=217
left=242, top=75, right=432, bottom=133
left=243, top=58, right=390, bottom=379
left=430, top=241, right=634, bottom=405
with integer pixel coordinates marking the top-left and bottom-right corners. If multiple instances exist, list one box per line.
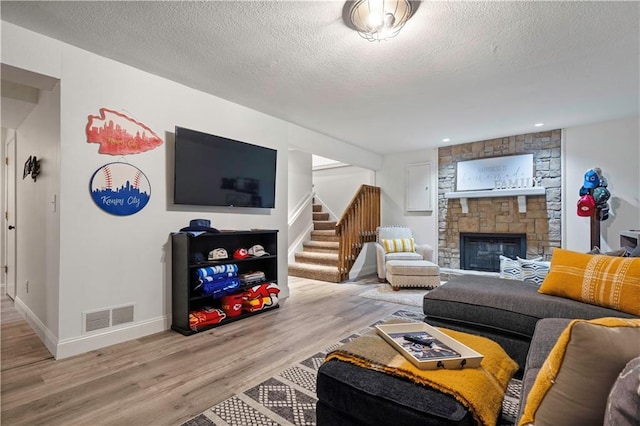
left=317, top=359, right=474, bottom=426
left=317, top=325, right=518, bottom=426
left=386, top=259, right=440, bottom=290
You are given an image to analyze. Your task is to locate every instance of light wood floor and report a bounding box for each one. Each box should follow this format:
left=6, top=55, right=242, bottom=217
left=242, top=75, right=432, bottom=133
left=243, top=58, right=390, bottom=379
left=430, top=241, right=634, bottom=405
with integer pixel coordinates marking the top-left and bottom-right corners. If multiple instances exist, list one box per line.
left=1, top=276, right=419, bottom=425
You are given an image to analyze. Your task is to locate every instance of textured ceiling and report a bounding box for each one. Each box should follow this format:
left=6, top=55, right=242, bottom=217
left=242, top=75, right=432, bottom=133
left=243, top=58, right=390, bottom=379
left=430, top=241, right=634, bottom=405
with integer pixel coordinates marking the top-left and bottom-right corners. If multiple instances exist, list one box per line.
left=1, top=1, right=639, bottom=154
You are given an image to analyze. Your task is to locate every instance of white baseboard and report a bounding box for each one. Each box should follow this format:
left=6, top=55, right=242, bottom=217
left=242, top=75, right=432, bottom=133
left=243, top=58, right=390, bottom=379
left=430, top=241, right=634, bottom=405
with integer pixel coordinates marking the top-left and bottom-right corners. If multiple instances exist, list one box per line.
left=287, top=223, right=314, bottom=263
left=13, top=297, right=172, bottom=359
left=14, top=296, right=57, bottom=357
left=56, top=315, right=171, bottom=360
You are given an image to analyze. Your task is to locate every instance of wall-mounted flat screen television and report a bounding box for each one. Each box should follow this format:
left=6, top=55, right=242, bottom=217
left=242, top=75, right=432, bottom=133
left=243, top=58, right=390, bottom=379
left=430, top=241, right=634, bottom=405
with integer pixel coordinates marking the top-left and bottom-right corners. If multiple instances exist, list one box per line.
left=174, top=126, right=277, bottom=208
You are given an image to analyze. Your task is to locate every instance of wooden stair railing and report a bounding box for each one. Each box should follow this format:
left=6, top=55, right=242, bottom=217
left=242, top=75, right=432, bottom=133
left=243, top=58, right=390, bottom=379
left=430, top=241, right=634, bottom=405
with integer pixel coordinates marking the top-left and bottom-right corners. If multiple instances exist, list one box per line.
left=335, top=184, right=381, bottom=282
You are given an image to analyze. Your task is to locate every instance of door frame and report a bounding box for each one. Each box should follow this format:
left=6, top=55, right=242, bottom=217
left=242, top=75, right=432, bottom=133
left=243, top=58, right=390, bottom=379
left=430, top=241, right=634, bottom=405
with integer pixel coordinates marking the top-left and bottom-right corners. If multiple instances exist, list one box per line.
left=2, top=129, right=17, bottom=299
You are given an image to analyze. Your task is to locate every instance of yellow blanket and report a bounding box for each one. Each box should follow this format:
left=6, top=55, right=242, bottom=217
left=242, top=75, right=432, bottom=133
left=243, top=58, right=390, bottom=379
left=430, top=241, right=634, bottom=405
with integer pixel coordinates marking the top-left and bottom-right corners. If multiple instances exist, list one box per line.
left=325, top=321, right=518, bottom=426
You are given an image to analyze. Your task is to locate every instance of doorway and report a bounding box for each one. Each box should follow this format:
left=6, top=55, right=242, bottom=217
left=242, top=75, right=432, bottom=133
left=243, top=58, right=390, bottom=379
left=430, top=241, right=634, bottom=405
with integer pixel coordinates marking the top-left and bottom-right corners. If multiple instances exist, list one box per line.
left=2, top=130, right=17, bottom=299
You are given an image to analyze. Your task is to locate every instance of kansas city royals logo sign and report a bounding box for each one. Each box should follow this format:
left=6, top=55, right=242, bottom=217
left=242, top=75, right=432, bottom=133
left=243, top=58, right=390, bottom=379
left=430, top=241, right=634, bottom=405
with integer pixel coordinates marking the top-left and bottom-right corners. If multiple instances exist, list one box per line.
left=89, top=162, right=151, bottom=216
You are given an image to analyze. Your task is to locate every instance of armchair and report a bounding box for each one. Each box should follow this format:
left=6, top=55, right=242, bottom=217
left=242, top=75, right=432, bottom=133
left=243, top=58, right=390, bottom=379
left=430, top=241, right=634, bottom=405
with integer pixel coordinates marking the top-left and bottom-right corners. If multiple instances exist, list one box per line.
left=375, top=226, right=434, bottom=282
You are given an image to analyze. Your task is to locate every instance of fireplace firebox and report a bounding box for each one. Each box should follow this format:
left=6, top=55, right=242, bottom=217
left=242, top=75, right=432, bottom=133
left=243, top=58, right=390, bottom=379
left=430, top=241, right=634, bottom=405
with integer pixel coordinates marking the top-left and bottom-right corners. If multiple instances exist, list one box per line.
left=460, top=233, right=526, bottom=272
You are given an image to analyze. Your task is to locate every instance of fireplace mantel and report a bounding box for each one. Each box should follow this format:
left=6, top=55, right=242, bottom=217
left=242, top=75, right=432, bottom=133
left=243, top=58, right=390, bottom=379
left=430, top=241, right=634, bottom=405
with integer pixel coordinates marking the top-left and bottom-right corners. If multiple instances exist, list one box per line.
left=444, top=187, right=546, bottom=213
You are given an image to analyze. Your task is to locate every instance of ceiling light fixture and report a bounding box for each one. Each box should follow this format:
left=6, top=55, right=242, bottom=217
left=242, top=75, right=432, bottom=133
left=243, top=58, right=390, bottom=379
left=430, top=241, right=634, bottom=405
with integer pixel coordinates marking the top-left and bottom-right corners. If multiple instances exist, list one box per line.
left=534, top=123, right=544, bottom=127
left=442, top=138, right=450, bottom=142
left=348, top=0, right=414, bottom=42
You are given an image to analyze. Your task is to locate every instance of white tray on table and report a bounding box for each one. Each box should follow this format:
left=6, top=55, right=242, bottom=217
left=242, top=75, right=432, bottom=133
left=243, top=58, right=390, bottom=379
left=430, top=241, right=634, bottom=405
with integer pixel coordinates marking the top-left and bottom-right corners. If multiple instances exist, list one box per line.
left=375, top=322, right=483, bottom=370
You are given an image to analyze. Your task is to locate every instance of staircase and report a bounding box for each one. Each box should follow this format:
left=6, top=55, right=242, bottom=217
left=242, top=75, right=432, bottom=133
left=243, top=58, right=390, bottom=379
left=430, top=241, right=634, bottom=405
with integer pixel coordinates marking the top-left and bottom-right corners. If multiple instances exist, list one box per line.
left=289, top=185, right=381, bottom=283
left=288, top=203, right=342, bottom=283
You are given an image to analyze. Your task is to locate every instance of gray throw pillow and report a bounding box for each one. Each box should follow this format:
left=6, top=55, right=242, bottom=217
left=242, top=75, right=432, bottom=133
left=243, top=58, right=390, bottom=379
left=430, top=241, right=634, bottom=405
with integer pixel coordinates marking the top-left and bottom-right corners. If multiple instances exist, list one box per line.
left=608, top=248, right=630, bottom=257
left=604, top=356, right=640, bottom=426
left=588, top=246, right=602, bottom=255
left=588, top=246, right=629, bottom=257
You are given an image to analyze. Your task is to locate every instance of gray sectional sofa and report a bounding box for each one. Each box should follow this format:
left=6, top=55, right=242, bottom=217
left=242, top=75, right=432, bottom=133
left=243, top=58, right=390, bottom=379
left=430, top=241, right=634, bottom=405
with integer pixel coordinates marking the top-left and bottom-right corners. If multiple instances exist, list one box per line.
left=516, top=318, right=570, bottom=423
left=421, top=274, right=636, bottom=371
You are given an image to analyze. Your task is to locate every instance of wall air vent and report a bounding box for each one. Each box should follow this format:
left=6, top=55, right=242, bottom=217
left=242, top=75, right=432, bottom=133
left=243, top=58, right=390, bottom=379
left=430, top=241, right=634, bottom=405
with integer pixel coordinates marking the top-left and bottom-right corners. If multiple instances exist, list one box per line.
left=82, top=304, right=135, bottom=334
left=112, top=305, right=134, bottom=326
left=84, top=310, right=110, bottom=332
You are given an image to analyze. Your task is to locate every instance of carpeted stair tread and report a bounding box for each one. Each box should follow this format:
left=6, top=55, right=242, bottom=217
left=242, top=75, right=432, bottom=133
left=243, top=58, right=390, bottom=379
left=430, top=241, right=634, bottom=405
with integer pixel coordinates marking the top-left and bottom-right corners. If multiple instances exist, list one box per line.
left=288, top=262, right=341, bottom=283
left=294, top=251, right=339, bottom=266
left=314, top=220, right=337, bottom=231
left=313, top=212, right=330, bottom=221
left=290, top=202, right=341, bottom=283
left=303, top=241, right=339, bottom=252
left=311, top=230, right=339, bottom=242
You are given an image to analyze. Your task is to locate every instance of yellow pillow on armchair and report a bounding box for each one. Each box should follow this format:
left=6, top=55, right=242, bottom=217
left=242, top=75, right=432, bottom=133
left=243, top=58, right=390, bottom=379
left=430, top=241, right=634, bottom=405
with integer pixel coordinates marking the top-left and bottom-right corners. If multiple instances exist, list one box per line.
left=538, top=248, right=640, bottom=316
left=381, top=238, right=415, bottom=253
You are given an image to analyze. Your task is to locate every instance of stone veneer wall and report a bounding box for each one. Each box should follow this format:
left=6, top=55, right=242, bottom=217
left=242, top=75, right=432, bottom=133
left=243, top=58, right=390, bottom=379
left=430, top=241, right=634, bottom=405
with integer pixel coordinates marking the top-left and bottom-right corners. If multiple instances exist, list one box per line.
left=438, top=130, right=562, bottom=269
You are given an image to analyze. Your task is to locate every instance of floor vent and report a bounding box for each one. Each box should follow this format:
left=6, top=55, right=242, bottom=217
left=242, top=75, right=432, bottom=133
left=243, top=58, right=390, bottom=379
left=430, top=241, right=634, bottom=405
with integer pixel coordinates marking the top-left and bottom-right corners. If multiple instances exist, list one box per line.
left=83, top=304, right=135, bottom=334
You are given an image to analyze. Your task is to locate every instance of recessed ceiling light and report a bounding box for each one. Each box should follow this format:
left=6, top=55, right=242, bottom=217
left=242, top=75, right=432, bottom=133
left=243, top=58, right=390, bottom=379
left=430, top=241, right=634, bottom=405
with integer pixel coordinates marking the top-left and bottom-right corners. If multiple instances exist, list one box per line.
left=534, top=123, right=544, bottom=127
left=442, top=138, right=450, bottom=142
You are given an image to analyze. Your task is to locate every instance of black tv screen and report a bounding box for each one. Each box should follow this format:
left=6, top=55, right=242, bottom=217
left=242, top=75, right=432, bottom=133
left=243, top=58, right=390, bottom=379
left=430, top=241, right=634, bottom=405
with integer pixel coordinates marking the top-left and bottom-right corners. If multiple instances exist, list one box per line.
left=174, top=126, right=277, bottom=208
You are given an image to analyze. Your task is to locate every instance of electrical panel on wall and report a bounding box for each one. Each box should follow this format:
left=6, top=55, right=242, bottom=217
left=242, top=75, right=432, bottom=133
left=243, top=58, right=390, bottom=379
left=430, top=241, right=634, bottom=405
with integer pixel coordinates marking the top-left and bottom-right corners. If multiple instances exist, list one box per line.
left=406, top=162, right=432, bottom=212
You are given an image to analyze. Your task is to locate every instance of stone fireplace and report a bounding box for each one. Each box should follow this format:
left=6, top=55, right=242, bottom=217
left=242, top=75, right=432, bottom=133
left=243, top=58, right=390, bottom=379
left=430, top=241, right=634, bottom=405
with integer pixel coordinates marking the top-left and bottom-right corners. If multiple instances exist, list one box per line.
left=460, top=232, right=526, bottom=272
left=438, top=130, right=562, bottom=270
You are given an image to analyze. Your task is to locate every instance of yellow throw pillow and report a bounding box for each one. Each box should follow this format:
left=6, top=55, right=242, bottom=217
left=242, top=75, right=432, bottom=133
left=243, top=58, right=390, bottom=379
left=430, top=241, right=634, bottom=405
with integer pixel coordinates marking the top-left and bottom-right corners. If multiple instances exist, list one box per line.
left=538, top=248, right=640, bottom=315
left=381, top=238, right=415, bottom=253
left=519, top=317, right=640, bottom=426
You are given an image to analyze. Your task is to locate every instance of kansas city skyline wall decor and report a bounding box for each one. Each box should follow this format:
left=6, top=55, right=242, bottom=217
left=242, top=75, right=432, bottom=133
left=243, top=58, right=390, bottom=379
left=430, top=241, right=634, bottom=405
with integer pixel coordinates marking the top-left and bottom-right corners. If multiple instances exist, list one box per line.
left=86, top=107, right=163, bottom=155
left=89, top=162, right=151, bottom=216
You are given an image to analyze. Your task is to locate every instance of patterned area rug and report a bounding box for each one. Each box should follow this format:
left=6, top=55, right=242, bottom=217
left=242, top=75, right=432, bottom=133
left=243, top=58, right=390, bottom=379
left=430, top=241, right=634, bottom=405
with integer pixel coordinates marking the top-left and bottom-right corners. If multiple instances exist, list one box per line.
left=183, top=309, right=521, bottom=426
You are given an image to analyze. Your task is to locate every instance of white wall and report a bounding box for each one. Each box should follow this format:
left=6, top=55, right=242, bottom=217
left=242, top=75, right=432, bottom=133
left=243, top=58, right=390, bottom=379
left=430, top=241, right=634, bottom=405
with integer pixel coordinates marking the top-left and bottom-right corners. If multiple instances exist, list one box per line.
left=313, top=165, right=376, bottom=219
left=563, top=116, right=640, bottom=251
left=55, top=44, right=293, bottom=357
left=287, top=150, right=313, bottom=261
left=288, top=124, right=382, bottom=171
left=377, top=148, right=440, bottom=257
left=2, top=22, right=373, bottom=358
left=1, top=23, right=62, bottom=80
left=287, top=150, right=313, bottom=219
left=14, top=83, right=61, bottom=354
